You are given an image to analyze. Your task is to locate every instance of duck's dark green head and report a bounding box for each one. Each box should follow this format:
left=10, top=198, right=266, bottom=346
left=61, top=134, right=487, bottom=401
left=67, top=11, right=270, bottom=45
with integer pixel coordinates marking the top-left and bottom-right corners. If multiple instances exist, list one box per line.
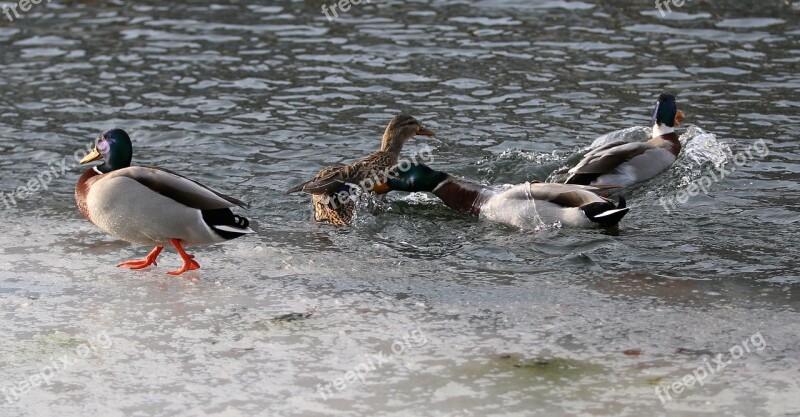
left=387, top=162, right=449, bottom=193
left=651, top=93, right=685, bottom=128
left=80, top=128, right=133, bottom=173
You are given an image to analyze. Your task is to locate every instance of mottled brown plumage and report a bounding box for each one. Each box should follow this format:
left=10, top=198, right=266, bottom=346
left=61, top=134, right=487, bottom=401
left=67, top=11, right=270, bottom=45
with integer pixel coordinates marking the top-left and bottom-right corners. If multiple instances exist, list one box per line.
left=312, top=193, right=354, bottom=226
left=286, top=114, right=434, bottom=226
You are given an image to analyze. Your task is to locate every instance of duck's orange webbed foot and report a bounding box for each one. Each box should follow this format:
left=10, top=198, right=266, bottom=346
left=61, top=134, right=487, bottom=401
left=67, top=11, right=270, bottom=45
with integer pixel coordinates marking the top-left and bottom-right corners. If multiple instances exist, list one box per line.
left=118, top=246, right=163, bottom=270
left=167, top=238, right=201, bottom=276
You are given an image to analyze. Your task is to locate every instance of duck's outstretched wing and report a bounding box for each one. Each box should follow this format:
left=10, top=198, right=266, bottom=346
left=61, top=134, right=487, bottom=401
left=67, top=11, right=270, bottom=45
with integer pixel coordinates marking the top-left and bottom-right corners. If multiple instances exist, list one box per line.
left=106, top=166, right=249, bottom=210
left=565, top=141, right=654, bottom=184
left=285, top=165, right=347, bottom=195
left=285, top=151, right=393, bottom=196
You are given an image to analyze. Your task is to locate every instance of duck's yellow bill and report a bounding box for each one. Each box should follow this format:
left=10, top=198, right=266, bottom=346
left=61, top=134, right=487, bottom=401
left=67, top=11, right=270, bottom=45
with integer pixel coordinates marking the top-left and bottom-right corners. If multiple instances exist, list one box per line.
left=675, top=110, right=685, bottom=126
left=80, top=147, right=102, bottom=164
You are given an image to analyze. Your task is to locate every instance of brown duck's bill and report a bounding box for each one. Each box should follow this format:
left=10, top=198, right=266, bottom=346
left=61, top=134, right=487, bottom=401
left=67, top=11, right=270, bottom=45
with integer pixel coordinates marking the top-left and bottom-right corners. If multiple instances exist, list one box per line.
left=372, top=183, right=391, bottom=194
left=416, top=126, right=435, bottom=136
left=674, top=110, right=685, bottom=126
left=80, top=147, right=102, bottom=164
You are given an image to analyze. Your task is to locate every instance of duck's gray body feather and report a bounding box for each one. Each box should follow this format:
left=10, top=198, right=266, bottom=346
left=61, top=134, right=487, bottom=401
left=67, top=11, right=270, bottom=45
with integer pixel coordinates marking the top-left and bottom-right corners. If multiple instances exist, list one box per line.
left=85, top=167, right=252, bottom=246
left=566, top=139, right=679, bottom=187
left=479, top=183, right=618, bottom=229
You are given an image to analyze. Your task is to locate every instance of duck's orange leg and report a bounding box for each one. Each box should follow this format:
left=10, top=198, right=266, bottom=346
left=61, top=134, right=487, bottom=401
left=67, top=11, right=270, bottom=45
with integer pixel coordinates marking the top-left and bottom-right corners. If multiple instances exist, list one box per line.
left=167, top=239, right=201, bottom=275
left=118, top=246, right=163, bottom=270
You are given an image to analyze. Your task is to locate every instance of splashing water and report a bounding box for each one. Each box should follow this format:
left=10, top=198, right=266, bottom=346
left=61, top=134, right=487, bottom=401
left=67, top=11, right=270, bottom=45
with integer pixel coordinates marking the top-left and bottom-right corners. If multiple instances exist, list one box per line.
left=667, top=126, right=733, bottom=191
left=632, top=125, right=733, bottom=198
left=587, top=126, right=652, bottom=150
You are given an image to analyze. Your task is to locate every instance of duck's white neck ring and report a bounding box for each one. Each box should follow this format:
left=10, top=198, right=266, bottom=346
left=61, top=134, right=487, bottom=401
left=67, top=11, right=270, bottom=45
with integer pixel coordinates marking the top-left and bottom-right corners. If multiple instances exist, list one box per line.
left=431, top=178, right=449, bottom=193
left=652, top=123, right=675, bottom=137
left=92, top=166, right=103, bottom=174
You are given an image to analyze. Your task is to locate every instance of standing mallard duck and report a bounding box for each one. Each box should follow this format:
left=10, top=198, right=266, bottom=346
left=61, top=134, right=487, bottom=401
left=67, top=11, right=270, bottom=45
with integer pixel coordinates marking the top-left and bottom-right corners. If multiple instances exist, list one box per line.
left=75, top=129, right=255, bottom=275
left=565, top=93, right=686, bottom=187
left=386, top=163, right=629, bottom=229
left=285, top=114, right=435, bottom=226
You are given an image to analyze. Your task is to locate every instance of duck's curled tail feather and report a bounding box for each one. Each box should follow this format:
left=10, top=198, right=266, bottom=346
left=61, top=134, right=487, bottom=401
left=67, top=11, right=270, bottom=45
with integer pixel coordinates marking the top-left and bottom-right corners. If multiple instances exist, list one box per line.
left=202, top=208, right=256, bottom=239
left=580, top=196, right=629, bottom=227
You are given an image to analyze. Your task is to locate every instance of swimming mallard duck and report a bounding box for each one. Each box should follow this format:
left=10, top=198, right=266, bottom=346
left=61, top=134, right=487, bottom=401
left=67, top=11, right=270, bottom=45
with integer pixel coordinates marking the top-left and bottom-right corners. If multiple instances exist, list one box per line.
left=386, top=163, right=629, bottom=229
left=285, top=114, right=435, bottom=226
left=75, top=129, right=255, bottom=275
left=565, top=93, right=686, bottom=187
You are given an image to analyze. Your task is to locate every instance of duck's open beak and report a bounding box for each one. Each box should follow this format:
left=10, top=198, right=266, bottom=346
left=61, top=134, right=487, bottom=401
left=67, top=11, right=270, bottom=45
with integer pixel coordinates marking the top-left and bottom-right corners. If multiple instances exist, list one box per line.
left=674, top=110, right=685, bottom=126
left=80, top=147, right=102, bottom=164
left=416, top=126, right=435, bottom=137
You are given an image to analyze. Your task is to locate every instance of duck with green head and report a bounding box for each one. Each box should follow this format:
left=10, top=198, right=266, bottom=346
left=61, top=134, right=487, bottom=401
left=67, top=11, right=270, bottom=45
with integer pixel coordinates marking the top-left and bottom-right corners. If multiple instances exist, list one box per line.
left=75, top=129, right=255, bottom=275
left=565, top=93, right=686, bottom=187
left=386, top=163, right=629, bottom=229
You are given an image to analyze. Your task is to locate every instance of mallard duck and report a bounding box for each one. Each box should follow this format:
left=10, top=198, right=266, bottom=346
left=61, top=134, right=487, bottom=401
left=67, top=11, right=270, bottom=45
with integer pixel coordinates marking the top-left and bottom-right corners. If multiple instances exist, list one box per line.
left=565, top=93, right=686, bottom=187
left=75, top=129, right=255, bottom=275
left=386, top=163, right=629, bottom=228
left=285, top=114, right=435, bottom=226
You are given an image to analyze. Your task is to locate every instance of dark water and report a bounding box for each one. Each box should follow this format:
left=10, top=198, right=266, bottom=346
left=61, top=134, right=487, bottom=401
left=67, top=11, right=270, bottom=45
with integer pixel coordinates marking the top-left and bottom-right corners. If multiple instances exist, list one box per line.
left=1, top=0, right=799, bottom=416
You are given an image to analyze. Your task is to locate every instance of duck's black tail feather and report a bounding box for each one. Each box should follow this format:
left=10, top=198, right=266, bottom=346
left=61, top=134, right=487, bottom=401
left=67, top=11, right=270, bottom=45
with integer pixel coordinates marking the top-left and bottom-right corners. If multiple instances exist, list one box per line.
left=580, top=196, right=629, bottom=227
left=202, top=208, right=256, bottom=240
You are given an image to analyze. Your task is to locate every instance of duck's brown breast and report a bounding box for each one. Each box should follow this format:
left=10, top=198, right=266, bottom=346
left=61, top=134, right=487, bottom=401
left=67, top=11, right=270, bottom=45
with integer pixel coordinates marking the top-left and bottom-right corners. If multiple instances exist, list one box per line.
left=650, top=132, right=682, bottom=157
left=75, top=168, right=101, bottom=224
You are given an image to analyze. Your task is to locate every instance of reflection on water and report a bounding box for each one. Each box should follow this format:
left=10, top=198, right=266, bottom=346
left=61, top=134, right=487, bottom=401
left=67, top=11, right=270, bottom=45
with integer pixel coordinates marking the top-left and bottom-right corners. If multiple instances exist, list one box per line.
left=1, top=0, right=799, bottom=416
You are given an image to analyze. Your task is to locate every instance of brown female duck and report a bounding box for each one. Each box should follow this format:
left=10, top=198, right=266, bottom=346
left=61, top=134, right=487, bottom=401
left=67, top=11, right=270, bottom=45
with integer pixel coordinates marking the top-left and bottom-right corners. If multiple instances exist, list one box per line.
left=286, top=114, right=434, bottom=225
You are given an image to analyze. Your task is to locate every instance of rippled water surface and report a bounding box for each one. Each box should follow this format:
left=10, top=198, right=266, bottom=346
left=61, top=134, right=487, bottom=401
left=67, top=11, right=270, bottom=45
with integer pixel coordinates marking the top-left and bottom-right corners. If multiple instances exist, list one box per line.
left=1, top=0, right=799, bottom=416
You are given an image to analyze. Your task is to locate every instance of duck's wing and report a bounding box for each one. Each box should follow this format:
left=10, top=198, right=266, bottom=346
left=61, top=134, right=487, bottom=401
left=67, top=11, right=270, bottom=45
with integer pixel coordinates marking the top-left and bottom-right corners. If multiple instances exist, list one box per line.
left=285, top=151, right=393, bottom=196
left=565, top=141, right=654, bottom=184
left=526, top=183, right=628, bottom=226
left=106, top=166, right=249, bottom=210
left=285, top=164, right=346, bottom=195
left=528, top=183, right=615, bottom=208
